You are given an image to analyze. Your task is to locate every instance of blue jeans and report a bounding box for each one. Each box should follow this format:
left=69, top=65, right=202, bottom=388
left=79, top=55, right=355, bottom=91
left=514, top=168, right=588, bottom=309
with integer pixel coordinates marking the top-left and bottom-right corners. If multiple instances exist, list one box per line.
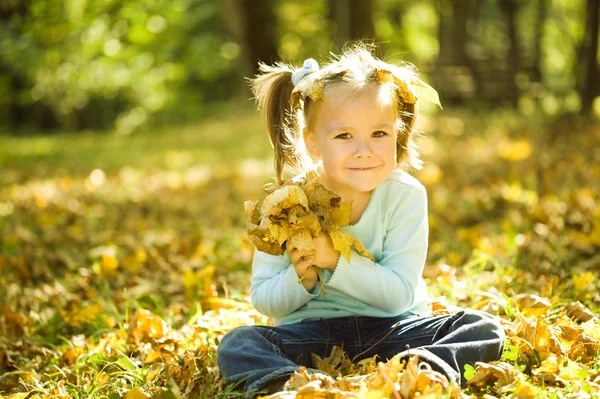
left=217, top=310, right=504, bottom=398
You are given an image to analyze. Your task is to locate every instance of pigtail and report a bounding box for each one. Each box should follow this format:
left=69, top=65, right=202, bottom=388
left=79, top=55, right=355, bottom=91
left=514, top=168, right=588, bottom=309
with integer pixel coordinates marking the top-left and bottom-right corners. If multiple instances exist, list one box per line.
left=249, top=62, right=300, bottom=185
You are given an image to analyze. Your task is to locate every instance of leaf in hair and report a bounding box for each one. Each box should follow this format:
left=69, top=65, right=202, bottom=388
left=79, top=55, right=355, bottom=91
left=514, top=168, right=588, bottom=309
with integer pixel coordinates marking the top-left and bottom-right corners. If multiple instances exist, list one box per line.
left=376, top=68, right=442, bottom=109
left=291, top=75, right=324, bottom=110
left=392, top=76, right=417, bottom=105
left=410, top=78, right=442, bottom=109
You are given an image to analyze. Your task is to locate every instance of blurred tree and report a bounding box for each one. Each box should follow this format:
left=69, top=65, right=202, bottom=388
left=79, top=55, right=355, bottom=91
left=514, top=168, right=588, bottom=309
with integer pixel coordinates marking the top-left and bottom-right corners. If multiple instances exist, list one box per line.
left=0, top=0, right=242, bottom=133
left=435, top=0, right=479, bottom=103
left=328, top=0, right=375, bottom=47
left=579, top=0, right=599, bottom=115
left=0, top=0, right=597, bottom=133
left=499, top=0, right=520, bottom=107
left=532, top=0, right=548, bottom=83
left=0, top=0, right=57, bottom=129
left=221, top=0, right=278, bottom=77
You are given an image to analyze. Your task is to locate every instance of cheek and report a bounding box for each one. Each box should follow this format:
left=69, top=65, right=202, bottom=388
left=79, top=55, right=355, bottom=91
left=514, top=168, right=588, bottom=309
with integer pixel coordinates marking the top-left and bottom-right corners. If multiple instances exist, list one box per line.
left=375, top=140, right=397, bottom=157
left=319, top=146, right=346, bottom=169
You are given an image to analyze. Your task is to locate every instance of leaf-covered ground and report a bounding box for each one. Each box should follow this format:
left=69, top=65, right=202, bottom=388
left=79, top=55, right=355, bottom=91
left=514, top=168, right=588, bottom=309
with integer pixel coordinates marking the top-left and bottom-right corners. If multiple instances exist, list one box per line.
left=1, top=107, right=599, bottom=398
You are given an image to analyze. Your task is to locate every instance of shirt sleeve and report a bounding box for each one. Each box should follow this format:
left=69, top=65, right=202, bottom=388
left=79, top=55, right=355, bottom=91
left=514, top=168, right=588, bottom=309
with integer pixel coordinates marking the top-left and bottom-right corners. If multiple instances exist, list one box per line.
left=319, top=183, right=428, bottom=315
left=250, top=249, right=321, bottom=319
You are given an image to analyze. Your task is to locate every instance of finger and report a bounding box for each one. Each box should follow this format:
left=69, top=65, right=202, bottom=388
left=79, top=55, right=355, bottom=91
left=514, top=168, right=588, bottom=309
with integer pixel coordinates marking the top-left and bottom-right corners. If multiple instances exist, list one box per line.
left=289, top=250, right=302, bottom=264
left=301, top=254, right=315, bottom=263
left=298, top=260, right=315, bottom=274
left=286, top=240, right=296, bottom=252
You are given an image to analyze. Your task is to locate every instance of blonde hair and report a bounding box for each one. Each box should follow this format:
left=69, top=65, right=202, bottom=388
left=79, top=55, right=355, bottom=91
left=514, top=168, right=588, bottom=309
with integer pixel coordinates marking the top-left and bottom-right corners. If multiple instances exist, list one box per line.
left=250, top=43, right=433, bottom=185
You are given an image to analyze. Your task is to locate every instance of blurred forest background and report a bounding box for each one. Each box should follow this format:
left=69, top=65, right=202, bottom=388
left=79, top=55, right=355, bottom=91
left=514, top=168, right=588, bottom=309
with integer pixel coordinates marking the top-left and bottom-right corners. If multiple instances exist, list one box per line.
left=2, top=1, right=600, bottom=398
left=1, top=0, right=599, bottom=135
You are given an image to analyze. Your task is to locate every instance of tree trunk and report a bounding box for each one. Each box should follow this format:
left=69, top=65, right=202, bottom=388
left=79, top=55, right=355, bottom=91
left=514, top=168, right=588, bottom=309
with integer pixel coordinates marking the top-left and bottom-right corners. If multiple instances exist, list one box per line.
left=220, top=0, right=278, bottom=77
left=327, top=0, right=375, bottom=45
left=437, top=0, right=452, bottom=63
left=452, top=0, right=470, bottom=66
left=580, top=0, right=600, bottom=115
left=435, top=0, right=480, bottom=102
left=349, top=0, right=375, bottom=41
left=327, top=0, right=350, bottom=50
left=499, top=0, right=520, bottom=107
left=533, top=0, right=548, bottom=82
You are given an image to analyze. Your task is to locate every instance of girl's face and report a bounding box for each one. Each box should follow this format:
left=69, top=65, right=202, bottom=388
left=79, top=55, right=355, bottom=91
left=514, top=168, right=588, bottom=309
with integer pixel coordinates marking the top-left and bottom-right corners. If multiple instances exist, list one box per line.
left=304, top=84, right=398, bottom=201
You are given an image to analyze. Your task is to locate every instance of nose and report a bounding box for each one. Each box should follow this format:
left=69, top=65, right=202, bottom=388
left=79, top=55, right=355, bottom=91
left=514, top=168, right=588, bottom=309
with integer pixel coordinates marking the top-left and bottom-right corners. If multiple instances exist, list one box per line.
left=353, top=137, right=374, bottom=158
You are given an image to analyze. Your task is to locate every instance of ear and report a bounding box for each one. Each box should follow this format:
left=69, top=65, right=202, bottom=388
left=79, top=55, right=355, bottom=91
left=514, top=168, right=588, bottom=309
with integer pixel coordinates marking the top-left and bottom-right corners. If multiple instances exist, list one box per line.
left=303, top=127, right=321, bottom=157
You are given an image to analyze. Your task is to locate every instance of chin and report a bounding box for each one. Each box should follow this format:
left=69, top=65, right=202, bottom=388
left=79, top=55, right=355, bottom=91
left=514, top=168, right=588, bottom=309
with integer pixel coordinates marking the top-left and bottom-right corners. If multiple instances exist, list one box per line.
left=348, top=182, right=378, bottom=193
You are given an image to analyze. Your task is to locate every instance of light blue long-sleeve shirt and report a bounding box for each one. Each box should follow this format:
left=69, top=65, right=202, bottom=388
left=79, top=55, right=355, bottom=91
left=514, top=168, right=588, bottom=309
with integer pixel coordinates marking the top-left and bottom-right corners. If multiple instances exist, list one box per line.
left=250, top=169, right=431, bottom=326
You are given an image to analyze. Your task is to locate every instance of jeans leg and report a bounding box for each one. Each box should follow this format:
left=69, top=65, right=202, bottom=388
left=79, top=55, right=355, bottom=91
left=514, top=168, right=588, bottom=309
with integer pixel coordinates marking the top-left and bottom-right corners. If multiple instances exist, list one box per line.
left=217, top=320, right=344, bottom=398
left=357, top=310, right=505, bottom=388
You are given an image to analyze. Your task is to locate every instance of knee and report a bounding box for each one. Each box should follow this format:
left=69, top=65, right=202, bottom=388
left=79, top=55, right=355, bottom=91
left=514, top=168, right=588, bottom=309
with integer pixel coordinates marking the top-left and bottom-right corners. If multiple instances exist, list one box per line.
left=458, top=310, right=505, bottom=343
left=218, top=326, right=255, bottom=353
left=217, top=326, right=258, bottom=374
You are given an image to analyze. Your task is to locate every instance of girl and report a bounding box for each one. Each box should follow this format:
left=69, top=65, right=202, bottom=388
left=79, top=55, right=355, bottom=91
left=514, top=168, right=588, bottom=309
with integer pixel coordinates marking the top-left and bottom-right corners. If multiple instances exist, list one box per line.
left=217, top=44, right=504, bottom=398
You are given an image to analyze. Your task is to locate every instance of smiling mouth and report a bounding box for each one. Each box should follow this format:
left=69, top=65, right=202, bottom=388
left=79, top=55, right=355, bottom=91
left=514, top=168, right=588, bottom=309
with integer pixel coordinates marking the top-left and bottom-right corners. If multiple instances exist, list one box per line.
left=349, top=166, right=378, bottom=171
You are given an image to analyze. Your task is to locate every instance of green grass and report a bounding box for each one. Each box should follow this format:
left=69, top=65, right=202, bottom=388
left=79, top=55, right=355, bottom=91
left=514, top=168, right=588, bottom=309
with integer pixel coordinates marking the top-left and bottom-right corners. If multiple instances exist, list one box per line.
left=0, top=100, right=272, bottom=184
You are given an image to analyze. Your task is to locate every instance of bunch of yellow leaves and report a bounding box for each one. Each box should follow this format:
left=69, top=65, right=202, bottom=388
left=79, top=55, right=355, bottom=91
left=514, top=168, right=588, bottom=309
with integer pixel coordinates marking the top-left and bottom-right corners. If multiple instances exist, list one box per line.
left=244, top=171, right=374, bottom=264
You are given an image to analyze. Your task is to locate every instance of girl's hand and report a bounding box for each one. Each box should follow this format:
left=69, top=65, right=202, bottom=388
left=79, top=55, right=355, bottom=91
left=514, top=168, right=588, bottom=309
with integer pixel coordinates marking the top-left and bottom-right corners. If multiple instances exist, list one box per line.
left=286, top=240, right=318, bottom=291
left=311, top=232, right=340, bottom=270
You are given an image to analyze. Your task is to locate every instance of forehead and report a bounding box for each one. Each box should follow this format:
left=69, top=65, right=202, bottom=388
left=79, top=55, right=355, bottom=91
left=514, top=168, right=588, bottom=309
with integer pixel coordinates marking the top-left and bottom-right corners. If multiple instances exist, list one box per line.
left=315, top=84, right=397, bottom=126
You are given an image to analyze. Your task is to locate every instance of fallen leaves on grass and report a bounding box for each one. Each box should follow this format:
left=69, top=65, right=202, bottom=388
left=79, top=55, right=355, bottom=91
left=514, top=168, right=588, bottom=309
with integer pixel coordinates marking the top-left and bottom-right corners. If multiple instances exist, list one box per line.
left=1, top=113, right=600, bottom=398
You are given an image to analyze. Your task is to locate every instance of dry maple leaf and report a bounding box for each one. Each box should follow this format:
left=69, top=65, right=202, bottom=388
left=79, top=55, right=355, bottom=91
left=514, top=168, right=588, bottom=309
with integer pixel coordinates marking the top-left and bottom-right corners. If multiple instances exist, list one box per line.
left=245, top=171, right=374, bottom=264
left=566, top=301, right=596, bottom=323
left=311, top=346, right=355, bottom=377
left=362, top=354, right=459, bottom=399
left=467, top=361, right=535, bottom=397
left=513, top=294, right=551, bottom=318
left=127, top=309, right=169, bottom=346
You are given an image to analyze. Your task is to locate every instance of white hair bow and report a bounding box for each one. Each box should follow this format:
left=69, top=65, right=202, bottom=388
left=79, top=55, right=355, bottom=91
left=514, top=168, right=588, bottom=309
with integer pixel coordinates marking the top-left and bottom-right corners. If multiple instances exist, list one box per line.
left=291, top=58, right=319, bottom=86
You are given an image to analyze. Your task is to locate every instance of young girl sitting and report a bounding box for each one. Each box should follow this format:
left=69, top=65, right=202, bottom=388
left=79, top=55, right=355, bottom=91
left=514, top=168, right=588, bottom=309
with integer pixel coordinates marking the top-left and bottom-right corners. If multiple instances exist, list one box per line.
left=217, top=44, right=504, bottom=398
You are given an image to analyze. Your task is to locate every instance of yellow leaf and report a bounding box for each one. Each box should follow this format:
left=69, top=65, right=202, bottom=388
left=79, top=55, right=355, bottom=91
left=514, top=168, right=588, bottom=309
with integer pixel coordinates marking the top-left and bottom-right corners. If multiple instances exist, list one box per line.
left=466, top=361, right=523, bottom=394
left=329, top=229, right=375, bottom=262
left=245, top=172, right=371, bottom=264
left=329, top=229, right=353, bottom=262
left=122, top=247, right=147, bottom=274
left=497, top=139, right=532, bottom=161
left=513, top=294, right=551, bottom=317
left=294, top=213, right=322, bottom=237
left=183, top=269, right=196, bottom=300
left=4, top=393, right=32, bottom=399
left=101, top=253, right=119, bottom=277
left=123, top=388, right=148, bottom=399
left=410, top=77, right=442, bottom=108
left=558, top=359, right=587, bottom=382
left=144, top=348, right=163, bottom=364
left=244, top=200, right=260, bottom=225
left=268, top=220, right=291, bottom=246
left=260, top=185, right=309, bottom=217
left=329, top=202, right=352, bottom=229
left=534, top=316, right=564, bottom=359
left=532, top=354, right=560, bottom=382
left=311, top=346, right=354, bottom=377
left=60, top=302, right=104, bottom=328
left=127, top=309, right=169, bottom=345
left=289, top=228, right=316, bottom=252
left=566, top=301, right=595, bottom=322
left=573, top=271, right=595, bottom=290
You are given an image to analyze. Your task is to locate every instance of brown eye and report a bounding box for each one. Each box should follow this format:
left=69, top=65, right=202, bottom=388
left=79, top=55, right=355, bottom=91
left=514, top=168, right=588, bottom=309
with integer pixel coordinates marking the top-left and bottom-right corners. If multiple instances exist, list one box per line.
left=373, top=131, right=388, bottom=137
left=335, top=133, right=351, bottom=139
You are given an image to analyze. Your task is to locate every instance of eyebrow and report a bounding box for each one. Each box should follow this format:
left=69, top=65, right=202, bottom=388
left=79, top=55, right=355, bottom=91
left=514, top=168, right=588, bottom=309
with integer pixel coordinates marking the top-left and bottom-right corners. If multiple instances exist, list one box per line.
left=327, top=123, right=394, bottom=134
